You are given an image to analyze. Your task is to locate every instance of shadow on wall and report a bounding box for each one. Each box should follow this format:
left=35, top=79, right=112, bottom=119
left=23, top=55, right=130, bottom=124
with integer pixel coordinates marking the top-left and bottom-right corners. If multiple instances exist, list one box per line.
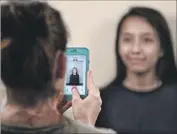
left=88, top=19, right=118, bottom=88
left=167, top=16, right=177, bottom=65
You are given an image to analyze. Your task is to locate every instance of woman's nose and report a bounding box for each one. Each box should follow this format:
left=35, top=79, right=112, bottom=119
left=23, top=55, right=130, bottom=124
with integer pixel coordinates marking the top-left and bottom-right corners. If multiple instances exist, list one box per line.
left=131, top=41, right=141, bottom=54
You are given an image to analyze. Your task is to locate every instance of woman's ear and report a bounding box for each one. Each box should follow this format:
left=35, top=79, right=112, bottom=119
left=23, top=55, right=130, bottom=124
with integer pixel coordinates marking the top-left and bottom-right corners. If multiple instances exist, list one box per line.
left=53, top=51, right=66, bottom=80
left=51, top=91, right=63, bottom=111
left=52, top=51, right=66, bottom=92
left=1, top=38, right=11, bottom=49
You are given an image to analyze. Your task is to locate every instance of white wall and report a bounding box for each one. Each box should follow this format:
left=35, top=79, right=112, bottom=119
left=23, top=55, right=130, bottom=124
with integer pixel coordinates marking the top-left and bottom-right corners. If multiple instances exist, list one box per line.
left=48, top=0, right=177, bottom=88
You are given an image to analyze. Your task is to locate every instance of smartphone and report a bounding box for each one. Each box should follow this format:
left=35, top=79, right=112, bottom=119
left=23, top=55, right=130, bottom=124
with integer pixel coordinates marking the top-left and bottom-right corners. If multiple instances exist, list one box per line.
left=64, top=47, right=89, bottom=101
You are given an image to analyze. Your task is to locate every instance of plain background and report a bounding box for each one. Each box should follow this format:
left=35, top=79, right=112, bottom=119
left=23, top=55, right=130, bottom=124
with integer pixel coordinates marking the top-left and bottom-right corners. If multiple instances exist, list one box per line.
left=0, top=1, right=176, bottom=108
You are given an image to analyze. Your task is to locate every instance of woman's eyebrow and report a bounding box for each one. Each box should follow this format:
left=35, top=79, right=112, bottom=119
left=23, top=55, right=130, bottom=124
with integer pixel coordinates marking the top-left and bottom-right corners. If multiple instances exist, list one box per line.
left=141, top=32, right=154, bottom=36
left=121, top=32, right=133, bottom=36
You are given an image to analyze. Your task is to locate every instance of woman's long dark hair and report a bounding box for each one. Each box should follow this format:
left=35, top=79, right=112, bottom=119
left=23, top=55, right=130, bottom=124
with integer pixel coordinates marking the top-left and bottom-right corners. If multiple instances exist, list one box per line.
left=72, top=67, right=79, bottom=75
left=111, top=7, right=177, bottom=86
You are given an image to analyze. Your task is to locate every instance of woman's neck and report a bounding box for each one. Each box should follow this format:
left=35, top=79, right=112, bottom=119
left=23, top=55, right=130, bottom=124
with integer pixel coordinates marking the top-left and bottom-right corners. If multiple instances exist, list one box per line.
left=123, top=69, right=162, bottom=92
left=1, top=101, right=62, bottom=127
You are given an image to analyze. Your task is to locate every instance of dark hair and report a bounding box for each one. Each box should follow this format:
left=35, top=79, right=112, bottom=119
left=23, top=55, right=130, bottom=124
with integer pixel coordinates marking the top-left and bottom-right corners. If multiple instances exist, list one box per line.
left=1, top=1, right=68, bottom=107
left=72, top=67, right=78, bottom=75
left=111, top=7, right=177, bottom=86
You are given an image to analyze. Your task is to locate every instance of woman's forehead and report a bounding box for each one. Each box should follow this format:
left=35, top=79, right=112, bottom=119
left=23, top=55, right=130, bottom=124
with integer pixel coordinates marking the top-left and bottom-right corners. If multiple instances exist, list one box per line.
left=121, top=16, right=157, bottom=37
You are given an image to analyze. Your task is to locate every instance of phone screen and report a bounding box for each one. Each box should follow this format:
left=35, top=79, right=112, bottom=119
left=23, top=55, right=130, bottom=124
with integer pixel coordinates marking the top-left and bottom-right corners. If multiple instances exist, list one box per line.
left=64, top=55, right=86, bottom=95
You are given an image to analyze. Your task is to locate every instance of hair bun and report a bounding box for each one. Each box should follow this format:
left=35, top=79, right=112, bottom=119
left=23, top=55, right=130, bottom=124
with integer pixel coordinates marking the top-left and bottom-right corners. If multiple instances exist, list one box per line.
left=1, top=2, right=48, bottom=39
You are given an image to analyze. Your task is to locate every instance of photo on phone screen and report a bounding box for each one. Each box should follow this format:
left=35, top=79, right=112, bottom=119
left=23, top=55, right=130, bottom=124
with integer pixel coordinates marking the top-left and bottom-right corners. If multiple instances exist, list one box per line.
left=64, top=55, right=86, bottom=96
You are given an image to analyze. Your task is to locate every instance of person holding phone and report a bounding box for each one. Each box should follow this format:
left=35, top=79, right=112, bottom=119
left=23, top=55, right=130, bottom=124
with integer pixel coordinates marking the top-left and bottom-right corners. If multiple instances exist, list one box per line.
left=1, top=1, right=115, bottom=134
left=96, top=7, right=177, bottom=134
left=69, top=67, right=80, bottom=85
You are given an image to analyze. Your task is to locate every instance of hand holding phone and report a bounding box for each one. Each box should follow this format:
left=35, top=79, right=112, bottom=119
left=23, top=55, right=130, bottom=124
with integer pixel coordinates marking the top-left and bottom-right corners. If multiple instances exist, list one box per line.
left=64, top=47, right=89, bottom=101
left=71, top=70, right=102, bottom=125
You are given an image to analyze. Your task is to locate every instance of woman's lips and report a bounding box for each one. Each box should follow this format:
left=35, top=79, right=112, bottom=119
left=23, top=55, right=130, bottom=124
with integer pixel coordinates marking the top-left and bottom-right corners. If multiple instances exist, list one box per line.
left=128, top=58, right=145, bottom=64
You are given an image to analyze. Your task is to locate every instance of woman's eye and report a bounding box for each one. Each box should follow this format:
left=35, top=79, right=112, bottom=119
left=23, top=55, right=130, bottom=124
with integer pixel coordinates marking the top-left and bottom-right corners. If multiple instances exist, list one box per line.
left=143, top=38, right=154, bottom=43
left=123, top=37, right=132, bottom=42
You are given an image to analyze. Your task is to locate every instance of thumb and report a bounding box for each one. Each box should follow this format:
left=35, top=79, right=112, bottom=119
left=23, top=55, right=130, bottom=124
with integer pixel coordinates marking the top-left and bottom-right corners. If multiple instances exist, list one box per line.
left=72, top=87, right=81, bottom=100
left=87, top=70, right=96, bottom=92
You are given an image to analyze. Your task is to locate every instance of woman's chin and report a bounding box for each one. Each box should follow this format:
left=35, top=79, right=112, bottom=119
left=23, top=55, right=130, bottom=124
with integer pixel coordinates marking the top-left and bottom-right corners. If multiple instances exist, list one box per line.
left=129, top=68, right=149, bottom=74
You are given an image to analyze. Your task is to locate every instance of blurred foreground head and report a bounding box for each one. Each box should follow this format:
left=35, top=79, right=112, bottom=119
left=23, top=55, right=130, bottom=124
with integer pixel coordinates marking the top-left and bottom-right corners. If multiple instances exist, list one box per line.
left=1, top=1, right=68, bottom=107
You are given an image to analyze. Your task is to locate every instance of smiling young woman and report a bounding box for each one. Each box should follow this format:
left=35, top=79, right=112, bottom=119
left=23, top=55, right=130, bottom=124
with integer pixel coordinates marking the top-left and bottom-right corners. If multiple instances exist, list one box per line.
left=96, top=7, right=177, bottom=134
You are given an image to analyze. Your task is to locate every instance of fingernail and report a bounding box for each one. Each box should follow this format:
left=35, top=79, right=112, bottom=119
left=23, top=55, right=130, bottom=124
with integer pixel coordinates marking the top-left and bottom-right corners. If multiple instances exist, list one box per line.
left=89, top=70, right=91, bottom=74
left=72, top=87, right=76, bottom=91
